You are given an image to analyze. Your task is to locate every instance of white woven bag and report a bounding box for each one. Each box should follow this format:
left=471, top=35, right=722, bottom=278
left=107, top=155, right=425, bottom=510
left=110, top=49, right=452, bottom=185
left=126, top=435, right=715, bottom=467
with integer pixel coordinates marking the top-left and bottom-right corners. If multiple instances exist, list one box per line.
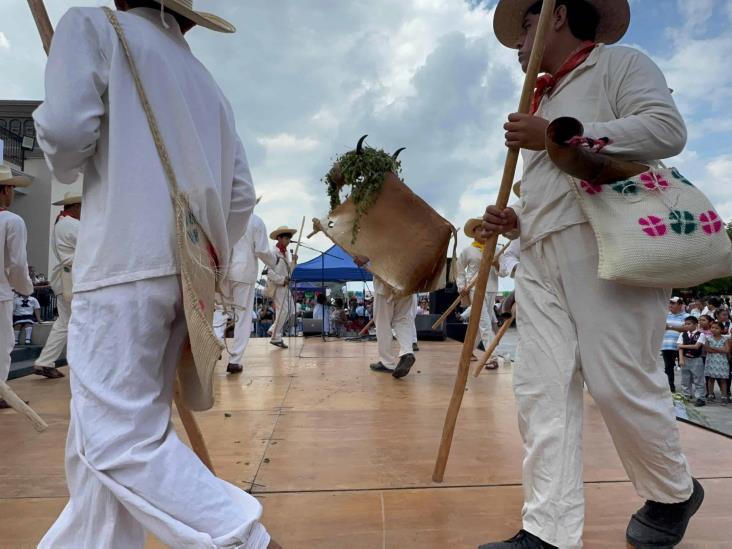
left=569, top=166, right=732, bottom=287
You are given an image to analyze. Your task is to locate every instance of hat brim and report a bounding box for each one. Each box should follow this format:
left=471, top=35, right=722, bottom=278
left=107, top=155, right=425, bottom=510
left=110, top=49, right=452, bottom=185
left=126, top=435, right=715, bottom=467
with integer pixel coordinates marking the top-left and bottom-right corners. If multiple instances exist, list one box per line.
left=270, top=228, right=298, bottom=240
left=463, top=218, right=483, bottom=237
left=153, top=2, right=235, bottom=33
left=52, top=197, right=82, bottom=206
left=0, top=175, right=32, bottom=188
left=493, top=0, right=630, bottom=49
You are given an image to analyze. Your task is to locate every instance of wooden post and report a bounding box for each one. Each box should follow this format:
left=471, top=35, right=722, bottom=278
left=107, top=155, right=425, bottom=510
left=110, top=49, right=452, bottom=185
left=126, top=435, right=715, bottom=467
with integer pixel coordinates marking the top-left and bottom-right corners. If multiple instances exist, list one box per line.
left=432, top=0, right=556, bottom=483
left=473, top=305, right=516, bottom=377
left=0, top=381, right=48, bottom=432
left=27, top=0, right=53, bottom=54
left=358, top=319, right=375, bottom=336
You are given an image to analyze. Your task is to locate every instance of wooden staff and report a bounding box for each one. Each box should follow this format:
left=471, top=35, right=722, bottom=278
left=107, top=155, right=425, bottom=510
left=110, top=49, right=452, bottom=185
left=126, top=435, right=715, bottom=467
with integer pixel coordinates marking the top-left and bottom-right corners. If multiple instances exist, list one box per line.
left=291, top=216, right=306, bottom=270
left=431, top=241, right=510, bottom=331
left=432, top=0, right=556, bottom=483
left=27, top=0, right=213, bottom=470
left=473, top=305, right=516, bottom=377
left=0, top=381, right=48, bottom=432
left=358, top=319, right=374, bottom=336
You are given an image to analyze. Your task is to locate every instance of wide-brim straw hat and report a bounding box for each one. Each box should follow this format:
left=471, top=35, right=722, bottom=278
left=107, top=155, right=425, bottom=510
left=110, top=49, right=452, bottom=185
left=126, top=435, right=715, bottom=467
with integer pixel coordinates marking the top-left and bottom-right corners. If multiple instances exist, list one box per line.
left=513, top=180, right=521, bottom=197
left=52, top=192, right=82, bottom=206
left=149, top=0, right=235, bottom=33
left=0, top=164, right=31, bottom=188
left=464, top=218, right=483, bottom=237
left=493, top=0, right=630, bottom=49
left=270, top=225, right=298, bottom=240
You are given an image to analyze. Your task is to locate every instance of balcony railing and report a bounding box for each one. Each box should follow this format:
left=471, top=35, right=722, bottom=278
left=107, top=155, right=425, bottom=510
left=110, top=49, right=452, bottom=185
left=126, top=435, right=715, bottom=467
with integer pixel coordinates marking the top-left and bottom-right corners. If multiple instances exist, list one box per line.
left=0, top=126, right=25, bottom=170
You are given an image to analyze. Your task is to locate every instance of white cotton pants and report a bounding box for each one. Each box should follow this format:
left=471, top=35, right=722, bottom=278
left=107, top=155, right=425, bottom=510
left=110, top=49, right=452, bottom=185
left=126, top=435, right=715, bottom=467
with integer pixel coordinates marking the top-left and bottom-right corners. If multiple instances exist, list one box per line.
left=271, top=285, right=295, bottom=343
left=0, top=300, right=13, bottom=382
left=514, top=223, right=693, bottom=549
left=470, top=289, right=497, bottom=350
left=39, top=276, right=270, bottom=549
left=410, top=294, right=418, bottom=344
left=34, top=296, right=71, bottom=368
left=214, top=282, right=256, bottom=365
left=374, top=291, right=414, bottom=367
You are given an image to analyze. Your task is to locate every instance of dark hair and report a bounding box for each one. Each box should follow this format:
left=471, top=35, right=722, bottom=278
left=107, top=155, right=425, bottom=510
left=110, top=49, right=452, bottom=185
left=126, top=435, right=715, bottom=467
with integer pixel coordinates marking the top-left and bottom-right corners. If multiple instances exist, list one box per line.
left=708, top=297, right=722, bottom=307
left=335, top=298, right=344, bottom=308
left=700, top=314, right=714, bottom=323
left=316, top=293, right=327, bottom=305
left=528, top=0, right=600, bottom=41
left=684, top=316, right=699, bottom=324
left=710, top=321, right=724, bottom=329
left=716, top=309, right=729, bottom=318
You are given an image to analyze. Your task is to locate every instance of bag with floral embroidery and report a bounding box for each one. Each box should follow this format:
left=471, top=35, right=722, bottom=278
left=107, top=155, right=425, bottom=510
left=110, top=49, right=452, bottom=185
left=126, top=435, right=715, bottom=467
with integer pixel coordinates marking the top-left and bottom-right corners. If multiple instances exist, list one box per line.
left=569, top=167, right=732, bottom=288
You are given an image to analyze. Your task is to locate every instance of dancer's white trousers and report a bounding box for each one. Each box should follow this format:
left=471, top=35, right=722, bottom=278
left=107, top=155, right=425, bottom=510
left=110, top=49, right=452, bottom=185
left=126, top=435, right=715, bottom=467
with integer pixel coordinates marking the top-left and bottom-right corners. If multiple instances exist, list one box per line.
left=39, top=276, right=269, bottom=549
left=469, top=289, right=497, bottom=350
left=0, top=300, right=13, bottom=381
left=515, top=224, right=692, bottom=548
left=34, top=296, right=71, bottom=368
left=374, top=292, right=413, bottom=367
left=410, top=294, right=418, bottom=344
left=214, top=282, right=255, bottom=364
left=271, top=286, right=295, bottom=342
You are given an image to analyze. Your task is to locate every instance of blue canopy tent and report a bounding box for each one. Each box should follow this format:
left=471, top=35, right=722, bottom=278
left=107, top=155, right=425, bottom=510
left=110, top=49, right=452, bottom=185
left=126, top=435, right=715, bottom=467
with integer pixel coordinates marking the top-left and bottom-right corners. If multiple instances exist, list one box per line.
left=291, top=245, right=373, bottom=283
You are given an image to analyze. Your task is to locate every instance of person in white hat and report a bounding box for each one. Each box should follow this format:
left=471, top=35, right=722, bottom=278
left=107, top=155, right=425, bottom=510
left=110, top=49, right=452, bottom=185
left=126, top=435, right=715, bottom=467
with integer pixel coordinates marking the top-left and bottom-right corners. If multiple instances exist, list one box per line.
left=0, top=165, right=34, bottom=409
left=33, top=2, right=279, bottom=548
left=215, top=203, right=277, bottom=372
left=456, top=218, right=500, bottom=361
left=30, top=193, right=82, bottom=379
left=481, top=1, right=699, bottom=548
left=266, top=226, right=298, bottom=349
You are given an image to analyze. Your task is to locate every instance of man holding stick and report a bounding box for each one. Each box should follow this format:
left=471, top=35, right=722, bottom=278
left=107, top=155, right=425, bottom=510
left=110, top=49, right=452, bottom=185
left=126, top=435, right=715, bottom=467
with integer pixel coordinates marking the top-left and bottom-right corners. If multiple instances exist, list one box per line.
left=480, top=1, right=701, bottom=548
left=267, top=225, right=298, bottom=349
left=33, top=2, right=277, bottom=547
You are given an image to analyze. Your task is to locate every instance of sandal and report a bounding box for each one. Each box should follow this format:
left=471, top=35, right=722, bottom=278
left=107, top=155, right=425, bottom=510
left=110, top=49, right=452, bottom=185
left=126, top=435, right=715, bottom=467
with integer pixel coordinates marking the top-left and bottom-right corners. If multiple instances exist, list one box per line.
left=269, top=340, right=288, bottom=349
left=33, top=366, right=65, bottom=379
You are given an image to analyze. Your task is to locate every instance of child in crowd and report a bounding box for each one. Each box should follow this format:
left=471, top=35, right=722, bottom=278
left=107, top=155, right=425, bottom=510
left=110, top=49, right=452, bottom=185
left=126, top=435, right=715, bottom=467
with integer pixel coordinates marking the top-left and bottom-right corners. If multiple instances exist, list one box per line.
left=704, top=321, right=730, bottom=405
left=330, top=298, right=347, bottom=337
left=12, top=292, right=41, bottom=345
left=714, top=309, right=730, bottom=335
left=678, top=316, right=707, bottom=407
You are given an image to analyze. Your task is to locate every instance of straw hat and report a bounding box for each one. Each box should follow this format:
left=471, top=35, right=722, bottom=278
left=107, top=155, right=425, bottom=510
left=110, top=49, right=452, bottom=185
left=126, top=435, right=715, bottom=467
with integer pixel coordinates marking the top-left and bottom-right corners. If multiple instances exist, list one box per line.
left=464, top=218, right=483, bottom=237
left=52, top=192, right=82, bottom=206
left=493, top=0, right=630, bottom=49
left=513, top=180, right=521, bottom=197
left=270, top=225, right=298, bottom=240
left=0, top=165, right=31, bottom=188
left=147, top=0, right=235, bottom=33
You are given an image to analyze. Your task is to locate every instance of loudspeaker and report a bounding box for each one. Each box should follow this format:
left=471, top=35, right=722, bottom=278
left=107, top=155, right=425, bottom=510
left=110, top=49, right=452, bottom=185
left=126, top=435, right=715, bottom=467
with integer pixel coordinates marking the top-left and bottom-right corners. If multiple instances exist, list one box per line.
left=415, top=314, right=446, bottom=341
left=445, top=322, right=467, bottom=343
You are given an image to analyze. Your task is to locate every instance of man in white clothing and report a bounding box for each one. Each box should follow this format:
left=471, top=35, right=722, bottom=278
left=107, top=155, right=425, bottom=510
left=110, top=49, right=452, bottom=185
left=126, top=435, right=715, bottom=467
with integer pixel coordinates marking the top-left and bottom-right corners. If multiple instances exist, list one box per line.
left=267, top=225, right=298, bottom=349
left=409, top=294, right=419, bottom=352
left=32, top=193, right=82, bottom=379
left=481, top=1, right=700, bottom=548
left=33, top=2, right=278, bottom=548
left=457, top=218, right=499, bottom=360
left=353, top=256, right=416, bottom=379
left=0, top=166, right=34, bottom=409
left=215, top=211, right=277, bottom=373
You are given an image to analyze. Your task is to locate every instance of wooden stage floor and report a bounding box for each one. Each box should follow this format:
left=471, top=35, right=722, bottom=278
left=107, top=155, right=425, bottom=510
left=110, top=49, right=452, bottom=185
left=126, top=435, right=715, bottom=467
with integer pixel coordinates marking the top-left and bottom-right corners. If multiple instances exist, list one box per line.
left=2, top=337, right=731, bottom=548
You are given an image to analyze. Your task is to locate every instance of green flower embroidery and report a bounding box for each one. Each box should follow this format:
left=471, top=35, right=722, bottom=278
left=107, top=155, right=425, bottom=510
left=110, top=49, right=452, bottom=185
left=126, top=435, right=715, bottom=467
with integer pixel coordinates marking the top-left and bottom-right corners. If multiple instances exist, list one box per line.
left=671, top=168, right=693, bottom=186
left=611, top=181, right=638, bottom=194
left=669, top=210, right=697, bottom=235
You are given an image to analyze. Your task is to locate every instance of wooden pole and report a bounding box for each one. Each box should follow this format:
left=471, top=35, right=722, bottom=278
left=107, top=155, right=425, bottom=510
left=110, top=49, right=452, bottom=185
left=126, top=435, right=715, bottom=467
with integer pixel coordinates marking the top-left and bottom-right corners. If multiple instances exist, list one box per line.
left=27, top=0, right=214, bottom=469
left=0, top=381, right=48, bottom=432
left=291, top=216, right=306, bottom=269
left=432, top=0, right=556, bottom=483
left=473, top=305, right=516, bottom=377
left=431, top=241, right=510, bottom=330
left=358, top=319, right=374, bottom=336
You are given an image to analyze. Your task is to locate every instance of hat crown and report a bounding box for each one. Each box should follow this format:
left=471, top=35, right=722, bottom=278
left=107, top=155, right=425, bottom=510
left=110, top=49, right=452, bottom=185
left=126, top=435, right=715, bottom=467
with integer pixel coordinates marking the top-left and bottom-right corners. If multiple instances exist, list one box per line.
left=0, top=165, right=13, bottom=182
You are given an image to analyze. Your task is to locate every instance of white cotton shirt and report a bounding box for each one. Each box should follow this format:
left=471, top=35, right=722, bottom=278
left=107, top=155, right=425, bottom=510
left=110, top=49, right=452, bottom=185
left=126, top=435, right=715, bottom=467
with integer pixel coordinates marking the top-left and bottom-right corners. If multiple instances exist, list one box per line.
left=499, top=239, right=520, bottom=279
left=515, top=44, right=686, bottom=249
left=226, top=214, right=277, bottom=284
left=455, top=244, right=499, bottom=294
left=33, top=7, right=255, bottom=293
left=267, top=246, right=291, bottom=287
left=49, top=215, right=79, bottom=295
left=13, top=295, right=40, bottom=317
left=0, top=211, right=33, bottom=301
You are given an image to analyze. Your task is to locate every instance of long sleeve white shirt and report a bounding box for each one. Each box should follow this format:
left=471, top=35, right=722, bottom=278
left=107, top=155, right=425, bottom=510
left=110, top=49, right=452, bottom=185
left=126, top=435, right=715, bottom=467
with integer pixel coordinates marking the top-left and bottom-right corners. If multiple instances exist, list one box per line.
left=0, top=211, right=33, bottom=301
left=499, top=239, right=520, bottom=279
left=455, top=244, right=499, bottom=294
left=515, top=44, right=686, bottom=248
left=227, top=215, right=277, bottom=284
left=49, top=215, right=79, bottom=295
left=33, top=7, right=255, bottom=292
left=267, top=246, right=291, bottom=287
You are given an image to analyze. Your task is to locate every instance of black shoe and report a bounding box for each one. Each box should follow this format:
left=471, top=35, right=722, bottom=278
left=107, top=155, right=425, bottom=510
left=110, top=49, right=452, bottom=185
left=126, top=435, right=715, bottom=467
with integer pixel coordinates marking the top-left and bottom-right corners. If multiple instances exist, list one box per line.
left=0, top=399, right=10, bottom=410
left=478, top=529, right=557, bottom=549
left=269, top=340, right=288, bottom=349
left=370, top=362, right=394, bottom=373
left=626, top=478, right=704, bottom=549
left=226, top=363, right=243, bottom=374
left=412, top=342, right=420, bottom=352
left=694, top=398, right=706, bottom=407
left=392, top=353, right=415, bottom=379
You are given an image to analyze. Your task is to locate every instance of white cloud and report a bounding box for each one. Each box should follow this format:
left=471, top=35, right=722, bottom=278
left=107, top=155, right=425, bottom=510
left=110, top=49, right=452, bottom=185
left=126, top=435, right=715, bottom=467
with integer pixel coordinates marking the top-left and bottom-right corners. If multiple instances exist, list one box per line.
left=0, top=32, right=10, bottom=50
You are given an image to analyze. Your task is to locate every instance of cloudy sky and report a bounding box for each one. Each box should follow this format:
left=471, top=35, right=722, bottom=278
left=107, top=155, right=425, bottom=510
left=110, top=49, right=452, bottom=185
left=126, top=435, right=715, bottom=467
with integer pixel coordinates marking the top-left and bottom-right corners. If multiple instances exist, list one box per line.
left=2, top=0, right=732, bottom=291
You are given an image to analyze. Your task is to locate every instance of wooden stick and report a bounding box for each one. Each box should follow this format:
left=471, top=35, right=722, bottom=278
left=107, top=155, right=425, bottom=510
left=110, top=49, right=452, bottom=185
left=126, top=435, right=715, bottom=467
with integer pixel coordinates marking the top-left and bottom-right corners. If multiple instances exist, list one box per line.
left=358, top=319, right=375, bottom=336
left=291, top=216, right=306, bottom=269
left=174, top=376, right=215, bottom=473
left=27, top=0, right=214, bottom=469
left=27, top=0, right=53, bottom=54
left=0, top=381, right=48, bottom=432
left=432, top=0, right=556, bottom=484
left=473, top=305, right=516, bottom=377
left=431, top=241, right=510, bottom=330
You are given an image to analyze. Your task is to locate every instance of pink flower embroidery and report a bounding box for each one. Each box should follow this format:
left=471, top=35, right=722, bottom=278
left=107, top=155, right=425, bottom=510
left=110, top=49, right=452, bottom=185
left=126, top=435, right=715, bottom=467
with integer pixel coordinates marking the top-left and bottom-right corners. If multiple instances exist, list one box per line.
left=639, top=215, right=667, bottom=237
left=580, top=180, right=603, bottom=195
left=700, top=210, right=723, bottom=234
left=640, top=172, right=670, bottom=191
left=198, top=298, right=206, bottom=312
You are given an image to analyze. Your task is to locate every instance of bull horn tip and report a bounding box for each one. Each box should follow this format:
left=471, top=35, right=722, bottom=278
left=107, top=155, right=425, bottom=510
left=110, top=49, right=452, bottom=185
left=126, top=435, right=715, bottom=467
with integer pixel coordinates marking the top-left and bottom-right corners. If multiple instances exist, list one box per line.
left=356, top=134, right=368, bottom=154
left=392, top=147, right=406, bottom=160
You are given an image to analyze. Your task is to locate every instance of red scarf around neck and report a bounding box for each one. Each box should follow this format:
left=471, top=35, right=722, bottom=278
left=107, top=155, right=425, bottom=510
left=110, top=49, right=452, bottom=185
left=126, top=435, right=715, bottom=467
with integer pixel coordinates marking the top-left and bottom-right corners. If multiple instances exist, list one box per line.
left=531, top=41, right=596, bottom=115
left=55, top=210, right=79, bottom=224
left=276, top=241, right=288, bottom=255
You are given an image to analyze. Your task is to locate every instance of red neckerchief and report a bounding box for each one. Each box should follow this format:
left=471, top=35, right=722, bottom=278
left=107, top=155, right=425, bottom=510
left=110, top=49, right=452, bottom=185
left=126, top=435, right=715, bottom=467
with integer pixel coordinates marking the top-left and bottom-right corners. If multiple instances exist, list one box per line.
left=276, top=242, right=288, bottom=256
left=531, top=41, right=596, bottom=115
left=55, top=210, right=80, bottom=224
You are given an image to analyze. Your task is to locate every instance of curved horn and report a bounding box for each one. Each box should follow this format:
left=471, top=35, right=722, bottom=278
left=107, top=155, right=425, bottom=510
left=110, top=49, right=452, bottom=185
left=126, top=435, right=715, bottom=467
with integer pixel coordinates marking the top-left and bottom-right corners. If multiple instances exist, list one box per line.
left=392, top=147, right=406, bottom=160
left=356, top=134, right=368, bottom=155
left=545, top=117, right=647, bottom=186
